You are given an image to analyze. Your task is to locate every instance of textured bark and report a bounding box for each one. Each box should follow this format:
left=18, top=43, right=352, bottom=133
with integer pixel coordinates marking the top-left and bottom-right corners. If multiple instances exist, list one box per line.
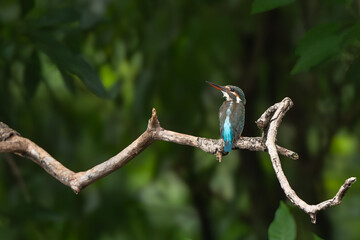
left=0, top=99, right=356, bottom=223
left=257, top=97, right=356, bottom=223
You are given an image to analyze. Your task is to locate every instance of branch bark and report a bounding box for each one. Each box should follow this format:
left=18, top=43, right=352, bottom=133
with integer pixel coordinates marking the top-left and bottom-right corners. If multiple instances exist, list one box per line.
left=0, top=98, right=356, bottom=223
left=256, top=97, right=356, bottom=223
left=0, top=107, right=297, bottom=194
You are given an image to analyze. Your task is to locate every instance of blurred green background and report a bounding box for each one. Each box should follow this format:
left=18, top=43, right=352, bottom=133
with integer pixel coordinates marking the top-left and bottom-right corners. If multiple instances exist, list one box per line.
left=1, top=0, right=360, bottom=239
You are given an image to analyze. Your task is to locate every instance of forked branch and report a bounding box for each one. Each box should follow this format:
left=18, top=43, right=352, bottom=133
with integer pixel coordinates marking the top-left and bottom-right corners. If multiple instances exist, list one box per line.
left=256, top=97, right=356, bottom=223
left=0, top=98, right=356, bottom=223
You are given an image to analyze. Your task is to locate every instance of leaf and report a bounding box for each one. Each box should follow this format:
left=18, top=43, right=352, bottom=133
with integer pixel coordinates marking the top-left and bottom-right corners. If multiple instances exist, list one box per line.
left=292, top=22, right=360, bottom=74
left=291, top=23, right=342, bottom=74
left=251, top=0, right=295, bottom=14
left=268, top=201, right=296, bottom=240
left=60, top=70, right=76, bottom=95
left=28, top=30, right=109, bottom=98
left=32, top=7, right=80, bottom=28
left=19, top=0, right=34, bottom=17
left=341, top=23, right=360, bottom=45
left=24, top=50, right=41, bottom=98
left=313, top=233, right=324, bottom=240
left=345, top=58, right=360, bottom=87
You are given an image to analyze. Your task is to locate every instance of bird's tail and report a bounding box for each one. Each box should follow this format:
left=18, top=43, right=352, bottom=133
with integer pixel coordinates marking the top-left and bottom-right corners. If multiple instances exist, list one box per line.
left=224, top=140, right=232, bottom=152
left=223, top=129, right=233, bottom=153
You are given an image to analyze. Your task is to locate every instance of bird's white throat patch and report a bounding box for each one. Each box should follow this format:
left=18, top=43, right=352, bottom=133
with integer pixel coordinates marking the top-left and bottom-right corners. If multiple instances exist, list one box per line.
left=222, top=91, right=242, bottom=103
left=222, top=91, right=231, bottom=101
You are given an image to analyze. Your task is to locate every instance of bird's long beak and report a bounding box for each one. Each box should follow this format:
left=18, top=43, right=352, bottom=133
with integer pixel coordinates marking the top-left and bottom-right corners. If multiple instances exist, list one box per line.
left=206, top=81, right=228, bottom=92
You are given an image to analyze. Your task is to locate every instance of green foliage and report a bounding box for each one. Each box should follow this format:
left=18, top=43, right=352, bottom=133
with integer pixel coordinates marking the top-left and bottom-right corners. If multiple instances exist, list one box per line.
left=1, top=0, right=360, bottom=239
left=32, top=7, right=80, bottom=28
left=19, top=0, right=35, bottom=17
left=330, top=130, right=357, bottom=155
left=292, top=22, right=360, bottom=74
left=313, top=233, right=324, bottom=240
left=28, top=31, right=109, bottom=98
left=268, top=201, right=296, bottom=240
left=292, top=23, right=343, bottom=74
left=24, top=50, right=41, bottom=98
left=251, top=0, right=295, bottom=14
left=268, top=202, right=325, bottom=240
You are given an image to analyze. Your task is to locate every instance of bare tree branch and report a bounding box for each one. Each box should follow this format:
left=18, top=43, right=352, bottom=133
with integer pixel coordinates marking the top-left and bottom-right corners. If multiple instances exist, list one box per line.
left=258, top=97, right=356, bottom=223
left=0, top=108, right=295, bottom=193
left=0, top=98, right=356, bottom=224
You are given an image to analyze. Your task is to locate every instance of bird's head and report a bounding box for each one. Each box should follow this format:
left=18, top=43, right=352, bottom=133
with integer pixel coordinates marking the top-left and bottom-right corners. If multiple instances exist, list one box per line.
left=207, top=81, right=246, bottom=105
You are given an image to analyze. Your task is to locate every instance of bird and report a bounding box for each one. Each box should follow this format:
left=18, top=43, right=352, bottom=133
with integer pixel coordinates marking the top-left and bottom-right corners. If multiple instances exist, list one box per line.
left=207, top=81, right=246, bottom=153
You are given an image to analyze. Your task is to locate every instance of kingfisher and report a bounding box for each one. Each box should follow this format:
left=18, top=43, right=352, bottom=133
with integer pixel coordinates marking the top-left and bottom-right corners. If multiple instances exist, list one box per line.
left=207, top=81, right=246, bottom=153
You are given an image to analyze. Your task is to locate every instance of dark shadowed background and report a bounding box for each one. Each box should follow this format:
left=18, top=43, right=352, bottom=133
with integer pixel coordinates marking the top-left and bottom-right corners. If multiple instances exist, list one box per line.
left=0, top=0, right=360, bottom=239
